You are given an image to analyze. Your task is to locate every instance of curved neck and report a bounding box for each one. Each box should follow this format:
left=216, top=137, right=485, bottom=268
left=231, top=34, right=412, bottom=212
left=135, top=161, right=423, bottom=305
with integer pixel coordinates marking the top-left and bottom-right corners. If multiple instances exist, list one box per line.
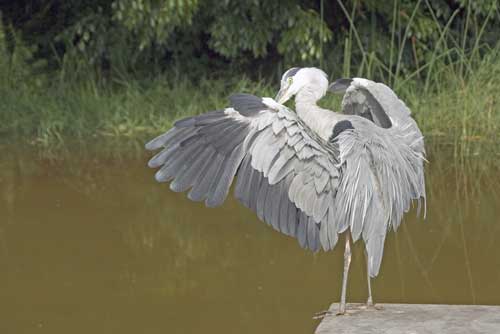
left=295, top=87, right=320, bottom=116
left=293, top=88, right=344, bottom=141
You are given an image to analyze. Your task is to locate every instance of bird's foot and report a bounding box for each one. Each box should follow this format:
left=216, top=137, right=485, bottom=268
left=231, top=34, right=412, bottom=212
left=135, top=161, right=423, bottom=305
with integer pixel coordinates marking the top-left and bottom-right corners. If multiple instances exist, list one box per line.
left=313, top=308, right=349, bottom=319
left=336, top=303, right=348, bottom=316
left=315, top=302, right=379, bottom=319
left=313, top=310, right=334, bottom=319
left=363, top=300, right=383, bottom=311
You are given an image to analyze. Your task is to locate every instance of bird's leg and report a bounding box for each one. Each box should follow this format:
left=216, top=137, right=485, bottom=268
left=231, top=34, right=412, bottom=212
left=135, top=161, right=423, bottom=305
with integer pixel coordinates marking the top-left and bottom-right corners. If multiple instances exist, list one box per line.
left=364, top=249, right=384, bottom=311
left=338, top=232, right=352, bottom=315
left=365, top=250, right=374, bottom=307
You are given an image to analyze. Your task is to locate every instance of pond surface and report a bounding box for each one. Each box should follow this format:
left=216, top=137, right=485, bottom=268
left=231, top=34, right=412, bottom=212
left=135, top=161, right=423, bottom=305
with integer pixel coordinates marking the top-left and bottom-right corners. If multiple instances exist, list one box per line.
left=0, top=148, right=499, bottom=334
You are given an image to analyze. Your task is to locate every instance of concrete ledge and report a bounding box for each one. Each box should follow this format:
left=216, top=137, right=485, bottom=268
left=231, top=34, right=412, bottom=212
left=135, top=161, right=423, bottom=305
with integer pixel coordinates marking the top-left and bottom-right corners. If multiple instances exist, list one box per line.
left=315, top=303, right=500, bottom=334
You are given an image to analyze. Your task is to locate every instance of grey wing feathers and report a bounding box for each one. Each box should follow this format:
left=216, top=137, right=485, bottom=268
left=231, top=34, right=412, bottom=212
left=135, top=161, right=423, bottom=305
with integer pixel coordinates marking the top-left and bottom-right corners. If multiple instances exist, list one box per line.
left=242, top=106, right=341, bottom=251
left=342, top=86, right=392, bottom=128
left=146, top=94, right=342, bottom=252
left=343, top=79, right=421, bottom=136
left=147, top=110, right=249, bottom=208
left=335, top=117, right=426, bottom=277
left=229, top=93, right=268, bottom=116
left=337, top=78, right=426, bottom=276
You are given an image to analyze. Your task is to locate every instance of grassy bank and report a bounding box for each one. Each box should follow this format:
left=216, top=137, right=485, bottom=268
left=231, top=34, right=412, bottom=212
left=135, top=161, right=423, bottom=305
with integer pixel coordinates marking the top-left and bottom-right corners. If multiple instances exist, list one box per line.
left=1, top=45, right=499, bottom=163
left=0, top=74, right=274, bottom=146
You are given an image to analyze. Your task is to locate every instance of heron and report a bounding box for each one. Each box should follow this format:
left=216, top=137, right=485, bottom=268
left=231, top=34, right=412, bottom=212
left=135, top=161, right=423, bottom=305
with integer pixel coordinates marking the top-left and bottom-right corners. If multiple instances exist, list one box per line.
left=145, top=67, right=426, bottom=315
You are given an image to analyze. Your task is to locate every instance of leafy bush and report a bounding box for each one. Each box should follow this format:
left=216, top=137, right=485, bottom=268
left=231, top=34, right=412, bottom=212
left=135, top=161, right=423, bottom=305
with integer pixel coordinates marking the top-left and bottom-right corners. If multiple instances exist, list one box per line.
left=1, top=0, right=498, bottom=81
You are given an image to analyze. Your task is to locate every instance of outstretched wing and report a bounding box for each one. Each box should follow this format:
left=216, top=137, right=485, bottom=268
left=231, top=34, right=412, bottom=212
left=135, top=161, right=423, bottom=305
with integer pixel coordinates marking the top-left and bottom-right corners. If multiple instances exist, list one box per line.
left=334, top=78, right=426, bottom=277
left=334, top=119, right=426, bottom=277
left=340, top=78, right=426, bottom=207
left=146, top=94, right=342, bottom=252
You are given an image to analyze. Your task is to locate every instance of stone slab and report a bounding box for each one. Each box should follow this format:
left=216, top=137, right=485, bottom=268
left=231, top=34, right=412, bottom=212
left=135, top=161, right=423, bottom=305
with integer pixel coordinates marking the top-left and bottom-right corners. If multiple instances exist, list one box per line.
left=315, top=303, right=500, bottom=334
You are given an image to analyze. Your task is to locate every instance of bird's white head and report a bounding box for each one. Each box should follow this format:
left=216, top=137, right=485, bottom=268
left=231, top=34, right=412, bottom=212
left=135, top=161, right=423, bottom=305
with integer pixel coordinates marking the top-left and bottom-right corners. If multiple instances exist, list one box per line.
left=275, top=67, right=329, bottom=104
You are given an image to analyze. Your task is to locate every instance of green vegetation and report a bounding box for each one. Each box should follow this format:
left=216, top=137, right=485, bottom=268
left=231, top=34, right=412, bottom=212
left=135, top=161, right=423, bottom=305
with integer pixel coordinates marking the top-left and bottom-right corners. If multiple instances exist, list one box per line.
left=1, top=48, right=498, bottom=161
left=2, top=0, right=499, bottom=78
left=0, top=1, right=499, bottom=161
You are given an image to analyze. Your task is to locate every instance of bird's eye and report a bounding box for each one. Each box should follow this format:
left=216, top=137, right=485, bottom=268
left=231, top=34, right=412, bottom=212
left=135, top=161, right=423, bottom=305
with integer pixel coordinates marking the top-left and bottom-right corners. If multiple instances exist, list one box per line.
left=287, top=77, right=293, bottom=85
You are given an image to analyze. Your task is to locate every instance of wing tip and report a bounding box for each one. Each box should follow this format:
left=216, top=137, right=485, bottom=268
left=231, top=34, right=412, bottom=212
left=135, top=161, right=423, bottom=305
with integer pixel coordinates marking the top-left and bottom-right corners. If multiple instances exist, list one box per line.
left=145, top=140, right=157, bottom=151
left=147, top=159, right=159, bottom=168
left=154, top=171, right=170, bottom=183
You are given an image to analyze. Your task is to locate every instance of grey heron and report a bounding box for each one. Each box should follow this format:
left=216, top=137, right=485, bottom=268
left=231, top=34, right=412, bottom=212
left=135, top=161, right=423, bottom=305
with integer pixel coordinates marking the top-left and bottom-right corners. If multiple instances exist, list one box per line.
left=145, top=67, right=426, bottom=315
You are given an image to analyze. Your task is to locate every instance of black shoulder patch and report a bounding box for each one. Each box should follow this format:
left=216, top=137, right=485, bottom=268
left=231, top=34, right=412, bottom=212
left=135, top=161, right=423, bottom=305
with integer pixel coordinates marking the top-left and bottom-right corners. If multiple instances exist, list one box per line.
left=329, top=120, right=354, bottom=142
left=229, top=93, right=267, bottom=116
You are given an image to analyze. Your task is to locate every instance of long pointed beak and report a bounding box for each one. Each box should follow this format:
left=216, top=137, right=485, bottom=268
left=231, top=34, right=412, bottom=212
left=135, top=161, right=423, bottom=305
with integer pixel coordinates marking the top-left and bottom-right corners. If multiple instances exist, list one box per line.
left=275, top=86, right=292, bottom=104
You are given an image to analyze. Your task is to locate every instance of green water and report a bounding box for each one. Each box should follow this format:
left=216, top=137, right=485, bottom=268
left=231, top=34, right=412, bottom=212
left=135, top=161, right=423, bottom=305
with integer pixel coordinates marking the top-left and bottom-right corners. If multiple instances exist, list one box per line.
left=0, top=148, right=499, bottom=333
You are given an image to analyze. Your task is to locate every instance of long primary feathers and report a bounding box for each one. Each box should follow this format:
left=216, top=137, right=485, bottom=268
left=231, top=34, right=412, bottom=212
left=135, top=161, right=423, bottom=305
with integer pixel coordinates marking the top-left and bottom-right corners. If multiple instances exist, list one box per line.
left=146, top=94, right=341, bottom=251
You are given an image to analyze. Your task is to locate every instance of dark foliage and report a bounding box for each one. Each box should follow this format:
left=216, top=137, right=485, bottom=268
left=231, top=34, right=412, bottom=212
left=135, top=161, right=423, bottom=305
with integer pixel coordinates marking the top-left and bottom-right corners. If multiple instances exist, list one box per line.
left=1, top=0, right=499, bottom=81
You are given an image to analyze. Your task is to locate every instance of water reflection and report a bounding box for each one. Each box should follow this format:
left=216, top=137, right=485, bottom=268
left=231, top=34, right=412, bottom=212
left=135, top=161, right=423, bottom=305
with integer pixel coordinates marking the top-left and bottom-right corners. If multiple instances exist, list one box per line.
left=0, top=147, right=499, bottom=334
